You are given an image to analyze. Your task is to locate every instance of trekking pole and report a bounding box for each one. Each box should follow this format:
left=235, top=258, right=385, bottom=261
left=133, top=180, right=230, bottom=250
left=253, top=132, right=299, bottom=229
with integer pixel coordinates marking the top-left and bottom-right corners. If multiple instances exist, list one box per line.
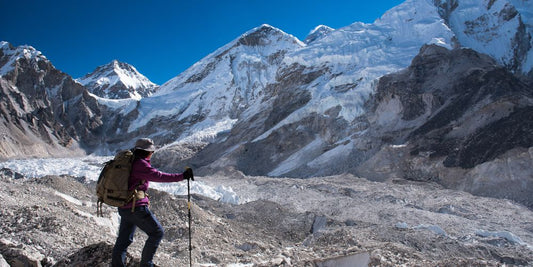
left=186, top=168, right=194, bottom=267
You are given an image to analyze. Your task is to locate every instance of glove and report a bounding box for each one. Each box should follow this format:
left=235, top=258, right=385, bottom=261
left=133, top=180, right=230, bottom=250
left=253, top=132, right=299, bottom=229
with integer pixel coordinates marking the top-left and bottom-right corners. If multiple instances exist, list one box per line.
left=183, top=167, right=194, bottom=181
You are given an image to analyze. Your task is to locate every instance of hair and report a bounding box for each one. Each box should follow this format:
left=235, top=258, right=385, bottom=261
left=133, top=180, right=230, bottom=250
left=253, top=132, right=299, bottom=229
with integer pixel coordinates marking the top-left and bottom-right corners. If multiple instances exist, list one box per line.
left=133, top=149, right=153, bottom=159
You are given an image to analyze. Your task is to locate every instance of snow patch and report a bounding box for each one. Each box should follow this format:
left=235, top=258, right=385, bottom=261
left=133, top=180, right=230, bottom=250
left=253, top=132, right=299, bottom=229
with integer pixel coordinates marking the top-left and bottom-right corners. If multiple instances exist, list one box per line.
left=90, top=92, right=138, bottom=114
left=54, top=191, right=84, bottom=206
left=174, top=117, right=237, bottom=144
left=475, top=229, right=525, bottom=245
left=307, top=140, right=354, bottom=168
left=414, top=224, right=447, bottom=236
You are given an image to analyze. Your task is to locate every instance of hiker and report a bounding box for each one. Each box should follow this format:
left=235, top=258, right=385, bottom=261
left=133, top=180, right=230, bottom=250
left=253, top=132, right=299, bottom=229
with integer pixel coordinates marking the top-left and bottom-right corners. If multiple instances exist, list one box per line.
left=111, top=138, right=194, bottom=267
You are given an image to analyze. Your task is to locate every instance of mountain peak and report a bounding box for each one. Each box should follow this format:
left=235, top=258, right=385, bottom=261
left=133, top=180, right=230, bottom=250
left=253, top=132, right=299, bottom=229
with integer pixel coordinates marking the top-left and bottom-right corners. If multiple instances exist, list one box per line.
left=237, top=24, right=304, bottom=47
left=101, top=59, right=133, bottom=73
left=0, top=41, right=47, bottom=77
left=77, top=60, right=158, bottom=100
left=0, top=41, right=12, bottom=50
left=247, top=24, right=282, bottom=35
left=304, top=25, right=335, bottom=44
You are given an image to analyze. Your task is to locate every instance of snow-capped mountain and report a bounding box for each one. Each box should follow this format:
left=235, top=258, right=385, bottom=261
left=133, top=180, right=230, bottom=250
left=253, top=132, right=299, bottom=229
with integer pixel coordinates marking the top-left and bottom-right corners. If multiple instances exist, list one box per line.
left=105, top=24, right=306, bottom=144
left=111, top=0, right=457, bottom=146
left=145, top=0, right=531, bottom=206
left=77, top=60, right=158, bottom=100
left=129, top=0, right=455, bottom=163
left=0, top=41, right=44, bottom=76
left=0, top=41, right=103, bottom=159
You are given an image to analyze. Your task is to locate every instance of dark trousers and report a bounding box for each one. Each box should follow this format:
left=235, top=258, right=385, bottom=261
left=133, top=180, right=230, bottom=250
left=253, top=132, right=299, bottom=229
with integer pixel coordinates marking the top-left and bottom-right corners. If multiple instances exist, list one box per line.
left=111, top=206, right=164, bottom=267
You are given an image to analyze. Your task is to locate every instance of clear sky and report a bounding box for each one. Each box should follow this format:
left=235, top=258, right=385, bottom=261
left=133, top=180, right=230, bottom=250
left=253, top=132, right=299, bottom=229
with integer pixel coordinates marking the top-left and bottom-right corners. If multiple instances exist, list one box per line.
left=1, top=0, right=402, bottom=85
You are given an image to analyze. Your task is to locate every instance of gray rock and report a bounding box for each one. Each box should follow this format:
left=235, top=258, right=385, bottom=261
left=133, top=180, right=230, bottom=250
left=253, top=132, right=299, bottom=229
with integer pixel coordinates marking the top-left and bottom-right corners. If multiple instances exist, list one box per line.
left=1, top=170, right=533, bottom=266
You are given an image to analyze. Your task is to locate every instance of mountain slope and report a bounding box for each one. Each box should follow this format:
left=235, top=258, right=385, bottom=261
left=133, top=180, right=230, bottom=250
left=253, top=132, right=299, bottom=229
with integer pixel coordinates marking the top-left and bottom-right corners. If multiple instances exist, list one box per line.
left=155, top=0, right=530, bottom=171
left=77, top=60, right=158, bottom=100
left=147, top=0, right=532, bottom=208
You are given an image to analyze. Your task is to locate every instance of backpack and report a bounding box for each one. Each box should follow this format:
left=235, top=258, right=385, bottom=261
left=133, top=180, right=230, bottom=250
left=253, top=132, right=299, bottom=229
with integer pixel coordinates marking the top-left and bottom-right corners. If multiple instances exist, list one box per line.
left=96, top=149, right=135, bottom=216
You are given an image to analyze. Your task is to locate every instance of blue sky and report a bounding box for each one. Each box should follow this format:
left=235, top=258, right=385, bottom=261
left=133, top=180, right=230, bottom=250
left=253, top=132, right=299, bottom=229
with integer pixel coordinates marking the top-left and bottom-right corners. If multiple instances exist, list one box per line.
left=1, top=0, right=402, bottom=85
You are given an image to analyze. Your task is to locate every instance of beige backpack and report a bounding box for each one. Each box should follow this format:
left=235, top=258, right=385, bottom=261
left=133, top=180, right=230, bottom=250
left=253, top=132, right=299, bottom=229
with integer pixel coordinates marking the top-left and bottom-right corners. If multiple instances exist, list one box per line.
left=96, top=150, right=135, bottom=216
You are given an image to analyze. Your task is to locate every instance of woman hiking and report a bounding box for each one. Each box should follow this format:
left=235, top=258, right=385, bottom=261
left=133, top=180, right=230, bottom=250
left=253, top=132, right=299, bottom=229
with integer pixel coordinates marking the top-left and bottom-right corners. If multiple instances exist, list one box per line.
left=111, top=138, right=193, bottom=267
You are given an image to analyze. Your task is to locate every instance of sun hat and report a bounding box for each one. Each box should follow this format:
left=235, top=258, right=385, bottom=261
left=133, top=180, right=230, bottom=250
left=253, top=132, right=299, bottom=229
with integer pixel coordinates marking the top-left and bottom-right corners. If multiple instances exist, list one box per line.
left=134, top=138, right=156, bottom=152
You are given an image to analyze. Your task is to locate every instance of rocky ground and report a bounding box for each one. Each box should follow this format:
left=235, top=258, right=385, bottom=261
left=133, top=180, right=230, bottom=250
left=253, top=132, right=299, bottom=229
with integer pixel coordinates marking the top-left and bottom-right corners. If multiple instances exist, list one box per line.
left=1, top=168, right=532, bottom=266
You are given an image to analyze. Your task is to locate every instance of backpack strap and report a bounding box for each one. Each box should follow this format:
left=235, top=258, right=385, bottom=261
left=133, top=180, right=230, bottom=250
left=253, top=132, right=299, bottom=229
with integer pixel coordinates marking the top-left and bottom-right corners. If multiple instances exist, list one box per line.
left=96, top=200, right=103, bottom=217
left=130, top=180, right=147, bottom=212
left=130, top=192, right=136, bottom=213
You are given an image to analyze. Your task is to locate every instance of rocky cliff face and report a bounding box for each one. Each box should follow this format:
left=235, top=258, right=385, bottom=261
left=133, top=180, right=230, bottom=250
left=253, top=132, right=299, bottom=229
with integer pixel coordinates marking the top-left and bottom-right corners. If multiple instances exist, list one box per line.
left=357, top=44, right=533, bottom=207
left=0, top=42, right=103, bottom=159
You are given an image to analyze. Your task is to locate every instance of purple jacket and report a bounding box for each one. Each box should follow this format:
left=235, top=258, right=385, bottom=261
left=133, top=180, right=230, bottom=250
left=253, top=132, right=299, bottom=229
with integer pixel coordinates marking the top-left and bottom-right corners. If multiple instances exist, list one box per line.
left=121, top=158, right=184, bottom=209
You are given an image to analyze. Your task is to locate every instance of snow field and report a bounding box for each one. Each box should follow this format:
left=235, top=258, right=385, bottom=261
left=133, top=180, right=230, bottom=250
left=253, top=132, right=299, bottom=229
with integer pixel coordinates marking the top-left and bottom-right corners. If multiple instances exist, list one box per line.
left=0, top=156, right=242, bottom=205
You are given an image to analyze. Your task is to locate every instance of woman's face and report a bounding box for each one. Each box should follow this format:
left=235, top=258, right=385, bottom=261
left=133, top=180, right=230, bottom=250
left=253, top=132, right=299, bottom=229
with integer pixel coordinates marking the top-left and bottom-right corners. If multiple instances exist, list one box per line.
left=147, top=151, right=154, bottom=159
